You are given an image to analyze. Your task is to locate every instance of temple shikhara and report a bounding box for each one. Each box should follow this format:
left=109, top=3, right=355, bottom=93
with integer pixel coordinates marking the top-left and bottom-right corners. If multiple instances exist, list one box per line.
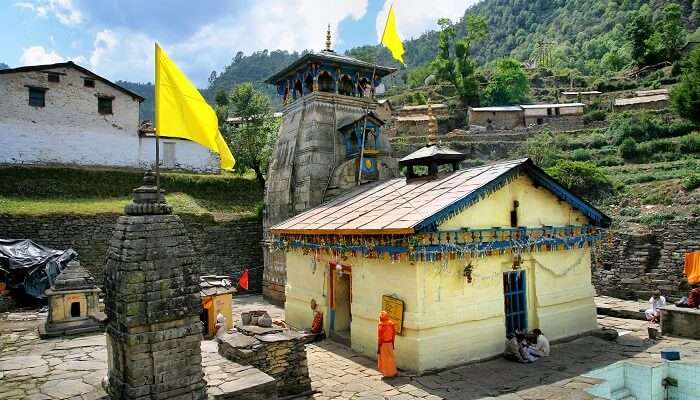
left=262, top=29, right=399, bottom=303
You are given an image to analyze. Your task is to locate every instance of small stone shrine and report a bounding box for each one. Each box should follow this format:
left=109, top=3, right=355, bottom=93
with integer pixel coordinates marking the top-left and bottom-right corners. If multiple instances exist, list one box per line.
left=102, top=171, right=207, bottom=399
left=39, top=259, right=104, bottom=338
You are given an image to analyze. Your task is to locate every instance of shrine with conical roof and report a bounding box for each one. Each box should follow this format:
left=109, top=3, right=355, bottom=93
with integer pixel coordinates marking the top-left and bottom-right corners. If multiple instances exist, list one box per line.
left=262, top=27, right=399, bottom=303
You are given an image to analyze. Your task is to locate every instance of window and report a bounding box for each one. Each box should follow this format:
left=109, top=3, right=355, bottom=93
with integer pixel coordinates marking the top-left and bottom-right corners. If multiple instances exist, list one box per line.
left=28, top=87, right=46, bottom=107
left=83, top=78, right=95, bottom=88
left=98, top=97, right=113, bottom=115
left=47, top=72, right=60, bottom=83
left=163, top=142, right=176, bottom=168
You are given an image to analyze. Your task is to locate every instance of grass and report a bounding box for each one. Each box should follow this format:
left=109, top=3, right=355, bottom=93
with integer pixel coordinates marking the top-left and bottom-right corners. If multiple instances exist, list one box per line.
left=0, top=165, right=263, bottom=216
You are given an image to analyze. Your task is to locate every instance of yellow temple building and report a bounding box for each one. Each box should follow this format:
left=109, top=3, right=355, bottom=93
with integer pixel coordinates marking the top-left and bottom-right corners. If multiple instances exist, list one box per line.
left=271, top=146, right=611, bottom=372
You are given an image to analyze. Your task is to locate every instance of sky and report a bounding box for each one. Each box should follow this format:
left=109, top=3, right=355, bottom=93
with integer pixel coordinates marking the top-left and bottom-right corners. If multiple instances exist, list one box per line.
left=1, top=0, right=478, bottom=86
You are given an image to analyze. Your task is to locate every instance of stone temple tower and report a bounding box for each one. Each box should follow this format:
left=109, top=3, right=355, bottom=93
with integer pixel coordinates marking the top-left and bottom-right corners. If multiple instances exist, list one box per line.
left=262, top=29, right=398, bottom=303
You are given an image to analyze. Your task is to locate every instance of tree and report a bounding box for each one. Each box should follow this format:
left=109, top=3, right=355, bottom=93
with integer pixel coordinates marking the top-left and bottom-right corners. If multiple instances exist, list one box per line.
left=545, top=160, right=615, bottom=203
left=626, top=5, right=655, bottom=65
left=219, top=83, right=279, bottom=188
left=693, top=0, right=700, bottom=27
left=482, top=58, right=530, bottom=106
left=430, top=15, right=487, bottom=105
left=215, top=90, right=229, bottom=107
left=672, top=48, right=700, bottom=125
left=525, top=130, right=562, bottom=168
left=657, top=3, right=686, bottom=62
left=208, top=70, right=218, bottom=86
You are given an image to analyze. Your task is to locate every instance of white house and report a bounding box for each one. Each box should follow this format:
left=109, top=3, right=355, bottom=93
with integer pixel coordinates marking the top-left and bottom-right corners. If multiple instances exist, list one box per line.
left=0, top=61, right=220, bottom=173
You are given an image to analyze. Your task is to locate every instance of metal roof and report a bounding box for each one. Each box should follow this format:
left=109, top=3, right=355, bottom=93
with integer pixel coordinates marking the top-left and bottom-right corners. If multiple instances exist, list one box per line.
left=520, top=103, right=585, bottom=109
left=561, top=91, right=602, bottom=96
left=470, top=106, right=523, bottom=112
left=271, top=158, right=611, bottom=235
left=264, top=51, right=396, bottom=84
left=615, top=94, right=669, bottom=106
left=0, top=61, right=145, bottom=102
left=399, top=144, right=465, bottom=164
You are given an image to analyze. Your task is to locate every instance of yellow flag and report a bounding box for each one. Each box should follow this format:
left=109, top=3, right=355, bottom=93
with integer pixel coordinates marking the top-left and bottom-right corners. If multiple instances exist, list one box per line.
left=380, top=5, right=404, bottom=64
left=155, top=43, right=235, bottom=170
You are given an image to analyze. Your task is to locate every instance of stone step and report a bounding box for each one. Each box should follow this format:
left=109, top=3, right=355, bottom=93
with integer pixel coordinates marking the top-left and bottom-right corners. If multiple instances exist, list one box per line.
left=611, top=388, right=634, bottom=400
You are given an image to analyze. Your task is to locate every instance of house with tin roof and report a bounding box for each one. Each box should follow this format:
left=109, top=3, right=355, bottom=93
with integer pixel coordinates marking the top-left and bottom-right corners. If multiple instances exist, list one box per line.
left=271, top=143, right=610, bottom=372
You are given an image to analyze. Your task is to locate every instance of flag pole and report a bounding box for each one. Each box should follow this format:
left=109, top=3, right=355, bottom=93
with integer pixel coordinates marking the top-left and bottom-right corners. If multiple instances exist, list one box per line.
left=154, top=44, right=161, bottom=199
left=357, top=7, right=392, bottom=186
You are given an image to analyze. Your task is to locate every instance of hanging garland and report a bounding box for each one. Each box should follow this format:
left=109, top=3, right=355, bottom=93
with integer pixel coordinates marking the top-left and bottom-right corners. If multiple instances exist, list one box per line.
left=272, top=224, right=606, bottom=261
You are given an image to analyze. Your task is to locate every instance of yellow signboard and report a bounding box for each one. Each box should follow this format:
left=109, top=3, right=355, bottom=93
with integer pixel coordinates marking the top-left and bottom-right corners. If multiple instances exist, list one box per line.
left=381, top=295, right=404, bottom=335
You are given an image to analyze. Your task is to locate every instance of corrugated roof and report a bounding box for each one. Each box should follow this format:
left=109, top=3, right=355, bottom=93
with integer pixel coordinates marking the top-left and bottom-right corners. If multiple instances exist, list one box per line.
left=634, top=89, right=668, bottom=97
left=400, top=104, right=448, bottom=111
left=272, top=158, right=611, bottom=235
left=561, top=91, right=602, bottom=96
left=614, top=94, right=669, bottom=106
left=521, top=103, right=585, bottom=109
left=470, top=106, right=523, bottom=112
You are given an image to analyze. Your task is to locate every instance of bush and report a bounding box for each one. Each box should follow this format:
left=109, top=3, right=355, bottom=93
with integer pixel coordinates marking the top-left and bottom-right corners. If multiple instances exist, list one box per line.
left=595, top=156, right=624, bottom=167
left=683, top=174, right=700, bottom=191
left=619, top=207, right=641, bottom=217
left=545, top=160, right=615, bottom=203
left=642, top=192, right=672, bottom=205
left=619, top=138, right=638, bottom=161
left=609, top=111, right=695, bottom=144
left=589, top=133, right=609, bottom=149
left=571, top=148, right=593, bottom=161
left=638, top=212, right=677, bottom=225
left=680, top=133, right=700, bottom=153
left=635, top=139, right=680, bottom=160
left=583, top=109, right=607, bottom=124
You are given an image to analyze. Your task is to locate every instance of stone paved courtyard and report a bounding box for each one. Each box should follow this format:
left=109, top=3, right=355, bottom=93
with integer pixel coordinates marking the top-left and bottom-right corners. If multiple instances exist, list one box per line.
left=1, top=295, right=699, bottom=400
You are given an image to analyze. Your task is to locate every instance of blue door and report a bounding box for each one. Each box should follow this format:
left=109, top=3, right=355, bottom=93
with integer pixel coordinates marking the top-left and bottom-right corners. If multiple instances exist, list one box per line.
left=504, top=271, right=527, bottom=335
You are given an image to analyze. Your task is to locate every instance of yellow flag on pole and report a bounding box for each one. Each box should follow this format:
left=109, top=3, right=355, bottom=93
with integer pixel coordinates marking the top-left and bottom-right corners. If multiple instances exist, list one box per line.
left=155, top=43, right=235, bottom=170
left=380, top=5, right=404, bottom=64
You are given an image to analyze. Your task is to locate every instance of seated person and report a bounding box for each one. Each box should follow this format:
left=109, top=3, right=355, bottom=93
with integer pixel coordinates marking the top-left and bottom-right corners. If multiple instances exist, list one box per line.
left=645, top=290, right=666, bottom=322
left=310, top=299, right=323, bottom=334
left=504, top=334, right=527, bottom=363
left=517, top=332, right=539, bottom=362
left=677, top=284, right=700, bottom=308
left=531, top=328, right=550, bottom=357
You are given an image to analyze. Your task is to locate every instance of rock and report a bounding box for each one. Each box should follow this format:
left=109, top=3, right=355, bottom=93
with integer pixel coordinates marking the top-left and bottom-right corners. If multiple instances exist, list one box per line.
left=40, top=379, right=93, bottom=398
left=590, top=328, right=619, bottom=341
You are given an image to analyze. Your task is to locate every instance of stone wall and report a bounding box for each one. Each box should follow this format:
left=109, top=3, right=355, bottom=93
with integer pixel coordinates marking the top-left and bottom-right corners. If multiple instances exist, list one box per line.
left=592, top=218, right=700, bottom=301
left=0, top=213, right=264, bottom=292
left=219, top=331, right=311, bottom=397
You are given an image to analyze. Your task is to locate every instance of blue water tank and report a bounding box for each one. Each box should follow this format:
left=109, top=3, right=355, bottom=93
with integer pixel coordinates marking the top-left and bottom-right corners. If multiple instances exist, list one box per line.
left=661, top=350, right=680, bottom=361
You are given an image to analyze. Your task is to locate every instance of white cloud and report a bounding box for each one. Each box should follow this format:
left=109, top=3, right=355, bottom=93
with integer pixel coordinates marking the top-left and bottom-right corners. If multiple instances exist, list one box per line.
left=87, top=29, right=154, bottom=82
left=19, top=45, right=66, bottom=65
left=15, top=0, right=82, bottom=26
left=375, top=0, right=477, bottom=41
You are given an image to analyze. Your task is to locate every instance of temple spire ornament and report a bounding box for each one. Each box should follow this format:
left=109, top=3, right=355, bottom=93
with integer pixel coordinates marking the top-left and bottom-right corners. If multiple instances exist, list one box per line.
left=325, top=24, right=332, bottom=52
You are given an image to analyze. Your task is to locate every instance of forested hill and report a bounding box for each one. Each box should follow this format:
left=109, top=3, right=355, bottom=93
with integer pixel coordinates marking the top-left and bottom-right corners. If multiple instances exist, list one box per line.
left=0, top=62, right=9, bottom=70
left=122, top=0, right=700, bottom=117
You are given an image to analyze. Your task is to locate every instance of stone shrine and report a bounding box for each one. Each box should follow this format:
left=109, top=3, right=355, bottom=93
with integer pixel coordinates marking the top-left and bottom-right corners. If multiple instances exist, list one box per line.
left=262, top=29, right=398, bottom=303
left=39, top=259, right=104, bottom=338
left=102, top=171, right=207, bottom=399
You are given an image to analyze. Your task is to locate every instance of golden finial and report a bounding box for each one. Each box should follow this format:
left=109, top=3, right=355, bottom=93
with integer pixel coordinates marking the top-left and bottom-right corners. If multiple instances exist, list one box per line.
left=427, top=97, right=438, bottom=146
left=325, top=24, right=332, bottom=51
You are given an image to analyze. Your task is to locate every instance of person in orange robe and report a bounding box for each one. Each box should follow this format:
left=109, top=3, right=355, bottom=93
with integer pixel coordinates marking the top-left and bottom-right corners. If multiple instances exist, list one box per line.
left=377, top=311, right=397, bottom=378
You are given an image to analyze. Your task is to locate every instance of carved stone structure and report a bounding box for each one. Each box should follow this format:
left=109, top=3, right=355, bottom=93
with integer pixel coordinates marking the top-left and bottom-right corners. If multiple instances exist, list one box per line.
left=39, top=259, right=104, bottom=338
left=102, top=170, right=206, bottom=399
left=262, top=32, right=398, bottom=303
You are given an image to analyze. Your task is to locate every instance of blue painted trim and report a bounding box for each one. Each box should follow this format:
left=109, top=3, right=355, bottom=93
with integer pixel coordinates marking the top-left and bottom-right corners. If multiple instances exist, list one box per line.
left=413, top=161, right=611, bottom=233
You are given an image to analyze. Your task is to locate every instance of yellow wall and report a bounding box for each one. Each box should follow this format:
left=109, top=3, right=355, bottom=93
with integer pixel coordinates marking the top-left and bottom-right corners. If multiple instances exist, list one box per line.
left=204, top=293, right=233, bottom=336
left=50, top=293, right=87, bottom=321
left=284, top=173, right=598, bottom=372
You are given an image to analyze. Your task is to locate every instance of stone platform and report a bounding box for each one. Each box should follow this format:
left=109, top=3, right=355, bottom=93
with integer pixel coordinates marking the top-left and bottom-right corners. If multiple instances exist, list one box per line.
left=660, top=305, right=700, bottom=339
left=595, top=295, right=647, bottom=320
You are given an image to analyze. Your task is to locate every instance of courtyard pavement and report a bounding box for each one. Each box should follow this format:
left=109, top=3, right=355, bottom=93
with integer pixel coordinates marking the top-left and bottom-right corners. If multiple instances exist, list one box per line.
left=1, top=295, right=699, bottom=400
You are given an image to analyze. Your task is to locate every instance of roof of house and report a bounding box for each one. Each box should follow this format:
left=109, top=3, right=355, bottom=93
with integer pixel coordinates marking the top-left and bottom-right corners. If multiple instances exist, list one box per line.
left=520, top=103, right=585, bottom=109
left=272, top=158, right=611, bottom=235
left=0, top=61, right=145, bottom=102
left=634, top=88, right=668, bottom=97
left=614, top=94, right=669, bottom=106
left=400, top=104, right=448, bottom=111
left=264, top=50, right=396, bottom=84
left=470, top=106, right=523, bottom=112
left=561, top=91, right=602, bottom=96
left=51, top=260, right=97, bottom=291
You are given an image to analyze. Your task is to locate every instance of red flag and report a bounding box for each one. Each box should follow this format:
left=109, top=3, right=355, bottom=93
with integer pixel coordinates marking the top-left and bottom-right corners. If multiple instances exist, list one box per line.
left=238, top=269, right=249, bottom=290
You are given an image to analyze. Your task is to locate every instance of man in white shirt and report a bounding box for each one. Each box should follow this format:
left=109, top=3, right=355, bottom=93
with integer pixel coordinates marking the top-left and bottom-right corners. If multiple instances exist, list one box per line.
left=645, top=291, right=666, bottom=323
left=532, top=329, right=550, bottom=357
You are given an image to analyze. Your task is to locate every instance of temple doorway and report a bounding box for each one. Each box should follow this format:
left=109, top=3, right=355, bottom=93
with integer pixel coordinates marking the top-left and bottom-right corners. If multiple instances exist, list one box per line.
left=329, top=263, right=352, bottom=346
left=503, top=270, right=527, bottom=335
